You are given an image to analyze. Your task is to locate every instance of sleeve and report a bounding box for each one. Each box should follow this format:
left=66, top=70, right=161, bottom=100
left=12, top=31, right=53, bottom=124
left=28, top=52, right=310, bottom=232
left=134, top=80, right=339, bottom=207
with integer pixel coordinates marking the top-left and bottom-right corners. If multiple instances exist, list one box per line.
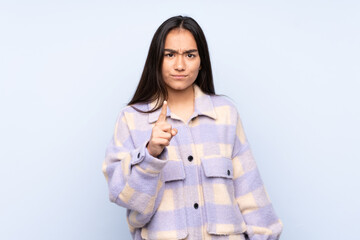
left=102, top=109, right=168, bottom=228
left=231, top=111, right=283, bottom=240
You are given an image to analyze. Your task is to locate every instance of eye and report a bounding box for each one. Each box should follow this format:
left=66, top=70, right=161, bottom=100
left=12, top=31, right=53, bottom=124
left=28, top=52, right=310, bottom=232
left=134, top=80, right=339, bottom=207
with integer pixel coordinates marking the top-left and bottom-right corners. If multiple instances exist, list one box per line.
left=165, top=53, right=174, bottom=58
left=187, top=53, right=196, bottom=58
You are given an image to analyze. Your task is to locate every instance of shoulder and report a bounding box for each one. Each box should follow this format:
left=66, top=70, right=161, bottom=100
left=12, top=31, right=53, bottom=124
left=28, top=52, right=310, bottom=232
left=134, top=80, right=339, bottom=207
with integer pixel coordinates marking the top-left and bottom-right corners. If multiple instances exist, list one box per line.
left=209, top=94, right=240, bottom=116
left=115, top=102, right=150, bottom=124
left=117, top=102, right=148, bottom=115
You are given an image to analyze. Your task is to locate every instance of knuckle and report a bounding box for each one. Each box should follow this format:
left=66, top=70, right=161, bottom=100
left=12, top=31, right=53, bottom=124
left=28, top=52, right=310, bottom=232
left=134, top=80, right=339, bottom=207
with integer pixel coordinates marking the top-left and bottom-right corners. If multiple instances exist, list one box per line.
left=155, top=122, right=163, bottom=127
left=161, top=132, right=170, bottom=139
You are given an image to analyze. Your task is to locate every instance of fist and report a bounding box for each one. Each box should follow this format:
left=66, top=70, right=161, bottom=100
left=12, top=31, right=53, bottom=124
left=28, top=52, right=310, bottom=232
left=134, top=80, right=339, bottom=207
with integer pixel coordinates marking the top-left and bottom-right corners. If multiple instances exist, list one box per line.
left=147, top=100, right=178, bottom=157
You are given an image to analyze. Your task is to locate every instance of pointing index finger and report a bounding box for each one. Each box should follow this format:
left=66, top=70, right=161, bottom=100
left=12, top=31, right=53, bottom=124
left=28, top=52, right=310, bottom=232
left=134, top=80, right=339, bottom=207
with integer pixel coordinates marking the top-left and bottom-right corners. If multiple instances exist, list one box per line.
left=157, top=100, right=168, bottom=123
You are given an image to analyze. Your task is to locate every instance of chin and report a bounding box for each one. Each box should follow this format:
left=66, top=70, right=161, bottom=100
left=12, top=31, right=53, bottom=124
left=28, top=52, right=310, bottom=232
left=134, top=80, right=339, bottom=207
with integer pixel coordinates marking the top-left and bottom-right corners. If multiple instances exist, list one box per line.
left=167, top=81, right=194, bottom=92
left=171, top=85, right=190, bottom=92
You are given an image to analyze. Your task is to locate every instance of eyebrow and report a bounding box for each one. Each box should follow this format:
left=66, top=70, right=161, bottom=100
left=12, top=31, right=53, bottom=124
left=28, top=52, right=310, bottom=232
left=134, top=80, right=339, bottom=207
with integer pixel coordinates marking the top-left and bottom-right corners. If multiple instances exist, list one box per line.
left=164, top=48, right=198, bottom=54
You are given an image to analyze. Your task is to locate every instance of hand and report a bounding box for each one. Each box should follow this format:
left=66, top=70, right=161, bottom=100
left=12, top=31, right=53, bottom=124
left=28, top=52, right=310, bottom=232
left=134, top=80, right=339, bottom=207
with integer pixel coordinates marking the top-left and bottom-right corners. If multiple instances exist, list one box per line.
left=147, top=100, right=178, bottom=157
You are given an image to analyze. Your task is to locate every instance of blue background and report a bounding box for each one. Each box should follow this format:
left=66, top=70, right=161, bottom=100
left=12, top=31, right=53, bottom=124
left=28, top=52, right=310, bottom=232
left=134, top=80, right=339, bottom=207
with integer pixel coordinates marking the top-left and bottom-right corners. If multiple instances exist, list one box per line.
left=1, top=1, right=359, bottom=239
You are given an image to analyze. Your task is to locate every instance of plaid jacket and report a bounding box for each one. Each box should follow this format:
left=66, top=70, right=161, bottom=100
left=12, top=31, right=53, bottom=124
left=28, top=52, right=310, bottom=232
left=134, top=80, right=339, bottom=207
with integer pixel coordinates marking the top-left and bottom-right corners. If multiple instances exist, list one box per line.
left=102, top=84, right=283, bottom=240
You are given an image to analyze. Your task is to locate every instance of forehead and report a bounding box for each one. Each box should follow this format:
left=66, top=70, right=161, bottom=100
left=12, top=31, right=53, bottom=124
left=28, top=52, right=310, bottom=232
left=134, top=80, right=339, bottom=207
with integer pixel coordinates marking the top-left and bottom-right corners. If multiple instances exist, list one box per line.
left=164, top=28, right=198, bottom=50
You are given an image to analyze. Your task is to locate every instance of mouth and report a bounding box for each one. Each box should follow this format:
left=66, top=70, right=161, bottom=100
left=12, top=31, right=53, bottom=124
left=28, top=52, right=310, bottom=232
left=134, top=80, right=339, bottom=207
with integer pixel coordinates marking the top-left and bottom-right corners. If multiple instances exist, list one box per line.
left=171, top=75, right=188, bottom=79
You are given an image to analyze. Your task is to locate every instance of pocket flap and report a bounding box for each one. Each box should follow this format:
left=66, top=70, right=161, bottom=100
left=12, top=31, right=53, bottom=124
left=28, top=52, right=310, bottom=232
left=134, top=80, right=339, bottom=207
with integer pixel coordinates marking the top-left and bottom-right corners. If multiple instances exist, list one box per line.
left=201, top=156, right=233, bottom=178
left=161, top=160, right=186, bottom=182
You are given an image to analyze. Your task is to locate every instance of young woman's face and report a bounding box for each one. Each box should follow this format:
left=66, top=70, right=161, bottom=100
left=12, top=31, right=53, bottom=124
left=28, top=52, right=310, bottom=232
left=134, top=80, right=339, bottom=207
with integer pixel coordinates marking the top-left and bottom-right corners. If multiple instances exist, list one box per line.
left=162, top=28, right=201, bottom=93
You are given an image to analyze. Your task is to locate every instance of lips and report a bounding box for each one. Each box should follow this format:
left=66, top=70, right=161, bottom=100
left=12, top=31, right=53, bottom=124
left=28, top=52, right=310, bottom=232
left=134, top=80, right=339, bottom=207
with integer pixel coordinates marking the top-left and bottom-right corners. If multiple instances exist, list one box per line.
left=171, top=75, right=188, bottom=79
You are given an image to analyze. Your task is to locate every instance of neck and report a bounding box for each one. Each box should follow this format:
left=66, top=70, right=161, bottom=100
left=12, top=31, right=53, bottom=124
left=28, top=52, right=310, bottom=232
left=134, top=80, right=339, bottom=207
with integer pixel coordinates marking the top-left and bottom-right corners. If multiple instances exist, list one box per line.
left=166, top=84, right=194, bottom=107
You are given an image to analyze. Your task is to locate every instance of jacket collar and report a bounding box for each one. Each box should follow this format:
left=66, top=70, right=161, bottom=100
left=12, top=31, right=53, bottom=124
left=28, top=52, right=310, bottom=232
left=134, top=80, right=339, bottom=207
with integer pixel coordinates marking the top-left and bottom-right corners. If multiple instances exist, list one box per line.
left=147, top=84, right=217, bottom=123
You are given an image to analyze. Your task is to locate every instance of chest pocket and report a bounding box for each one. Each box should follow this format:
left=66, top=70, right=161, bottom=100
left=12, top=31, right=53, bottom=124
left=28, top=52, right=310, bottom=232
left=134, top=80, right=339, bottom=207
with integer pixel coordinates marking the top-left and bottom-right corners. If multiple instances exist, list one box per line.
left=141, top=160, right=188, bottom=240
left=200, top=156, right=247, bottom=235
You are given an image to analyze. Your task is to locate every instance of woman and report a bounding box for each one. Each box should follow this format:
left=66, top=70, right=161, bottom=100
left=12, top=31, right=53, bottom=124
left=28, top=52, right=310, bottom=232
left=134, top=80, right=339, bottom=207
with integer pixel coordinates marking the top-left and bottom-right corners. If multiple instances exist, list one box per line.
left=102, top=15, right=283, bottom=240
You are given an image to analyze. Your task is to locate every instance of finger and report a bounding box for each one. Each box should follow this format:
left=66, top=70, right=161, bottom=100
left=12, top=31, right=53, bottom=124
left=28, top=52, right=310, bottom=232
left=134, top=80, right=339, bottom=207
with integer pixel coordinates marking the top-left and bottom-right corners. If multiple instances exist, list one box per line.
left=157, top=122, right=172, bottom=132
left=171, top=128, right=178, bottom=136
left=153, top=138, right=170, bottom=146
left=156, top=100, right=168, bottom=123
left=155, top=131, right=172, bottom=140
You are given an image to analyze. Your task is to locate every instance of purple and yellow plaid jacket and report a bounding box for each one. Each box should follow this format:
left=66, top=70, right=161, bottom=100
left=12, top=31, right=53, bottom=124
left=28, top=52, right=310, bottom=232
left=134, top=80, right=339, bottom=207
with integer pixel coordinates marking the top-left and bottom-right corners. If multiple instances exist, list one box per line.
left=102, top=84, right=283, bottom=240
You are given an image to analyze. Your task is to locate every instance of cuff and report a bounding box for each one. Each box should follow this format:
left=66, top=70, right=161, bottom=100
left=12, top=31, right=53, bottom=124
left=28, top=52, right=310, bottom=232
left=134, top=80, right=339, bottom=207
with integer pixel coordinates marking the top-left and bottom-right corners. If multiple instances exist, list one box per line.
left=131, top=141, right=168, bottom=174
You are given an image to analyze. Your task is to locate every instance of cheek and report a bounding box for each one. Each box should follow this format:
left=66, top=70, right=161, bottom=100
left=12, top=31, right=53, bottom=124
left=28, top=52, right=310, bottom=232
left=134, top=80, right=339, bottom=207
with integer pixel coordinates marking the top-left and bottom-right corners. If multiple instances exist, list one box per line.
left=162, top=61, right=172, bottom=73
left=194, top=59, right=201, bottom=70
left=191, top=61, right=201, bottom=74
left=161, top=63, right=168, bottom=77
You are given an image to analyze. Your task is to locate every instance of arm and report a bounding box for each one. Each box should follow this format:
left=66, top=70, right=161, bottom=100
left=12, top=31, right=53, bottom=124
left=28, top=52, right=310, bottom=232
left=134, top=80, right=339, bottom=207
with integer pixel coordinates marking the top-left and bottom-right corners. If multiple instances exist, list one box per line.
left=102, top=109, right=168, bottom=228
left=232, top=112, right=283, bottom=240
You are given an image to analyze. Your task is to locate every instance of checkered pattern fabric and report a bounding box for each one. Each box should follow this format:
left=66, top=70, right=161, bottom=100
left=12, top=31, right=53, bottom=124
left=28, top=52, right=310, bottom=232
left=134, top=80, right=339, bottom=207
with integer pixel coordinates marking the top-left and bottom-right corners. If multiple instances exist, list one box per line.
left=102, top=84, right=283, bottom=240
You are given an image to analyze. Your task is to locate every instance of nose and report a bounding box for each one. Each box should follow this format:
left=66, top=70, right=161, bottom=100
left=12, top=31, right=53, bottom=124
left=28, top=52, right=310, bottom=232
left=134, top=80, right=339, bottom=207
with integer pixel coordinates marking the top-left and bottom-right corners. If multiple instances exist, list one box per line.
left=174, top=55, right=185, bottom=71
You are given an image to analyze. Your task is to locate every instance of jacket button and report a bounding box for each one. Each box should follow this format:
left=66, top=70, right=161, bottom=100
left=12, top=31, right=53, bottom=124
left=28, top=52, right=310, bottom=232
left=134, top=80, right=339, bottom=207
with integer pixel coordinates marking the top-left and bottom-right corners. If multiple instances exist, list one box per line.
left=227, top=170, right=230, bottom=176
left=137, top=152, right=140, bottom=158
left=194, top=203, right=199, bottom=209
left=188, top=155, right=193, bottom=162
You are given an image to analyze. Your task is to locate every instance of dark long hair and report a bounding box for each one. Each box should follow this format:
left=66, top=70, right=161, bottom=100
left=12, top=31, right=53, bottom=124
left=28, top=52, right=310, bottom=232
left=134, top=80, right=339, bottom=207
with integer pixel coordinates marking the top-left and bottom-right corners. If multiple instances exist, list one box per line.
left=128, top=15, right=215, bottom=113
